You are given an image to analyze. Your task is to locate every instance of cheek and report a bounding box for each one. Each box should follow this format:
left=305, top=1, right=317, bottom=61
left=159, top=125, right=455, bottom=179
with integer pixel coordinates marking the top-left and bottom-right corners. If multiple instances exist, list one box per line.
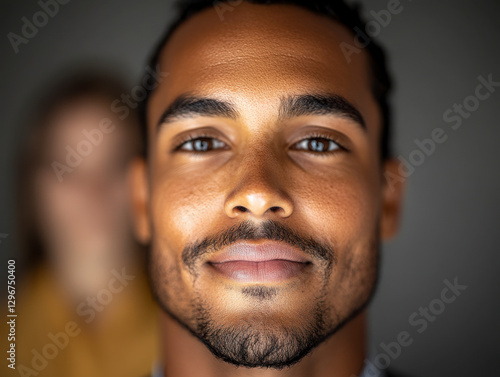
left=35, top=176, right=78, bottom=227
left=293, top=167, right=381, bottom=311
left=106, top=179, right=131, bottom=216
left=35, top=172, right=131, bottom=239
left=149, top=172, right=228, bottom=320
left=151, top=170, right=224, bottom=258
left=294, top=165, right=380, bottom=249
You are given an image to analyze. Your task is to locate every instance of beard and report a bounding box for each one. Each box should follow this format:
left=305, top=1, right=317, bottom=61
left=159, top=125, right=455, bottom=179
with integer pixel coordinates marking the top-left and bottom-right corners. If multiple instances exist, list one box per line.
left=191, top=291, right=330, bottom=369
left=147, top=219, right=381, bottom=369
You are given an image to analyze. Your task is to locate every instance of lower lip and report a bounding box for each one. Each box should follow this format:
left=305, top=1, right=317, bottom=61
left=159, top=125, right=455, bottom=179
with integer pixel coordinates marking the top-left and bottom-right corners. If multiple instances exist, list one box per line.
left=208, top=260, right=310, bottom=283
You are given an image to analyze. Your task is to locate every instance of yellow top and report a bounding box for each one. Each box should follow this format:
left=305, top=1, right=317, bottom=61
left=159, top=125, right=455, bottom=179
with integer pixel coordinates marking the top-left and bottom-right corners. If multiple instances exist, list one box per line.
left=9, top=263, right=159, bottom=377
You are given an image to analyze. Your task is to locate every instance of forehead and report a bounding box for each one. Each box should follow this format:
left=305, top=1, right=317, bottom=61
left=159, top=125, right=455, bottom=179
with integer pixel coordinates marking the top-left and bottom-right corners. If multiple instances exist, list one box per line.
left=148, top=2, right=379, bottom=131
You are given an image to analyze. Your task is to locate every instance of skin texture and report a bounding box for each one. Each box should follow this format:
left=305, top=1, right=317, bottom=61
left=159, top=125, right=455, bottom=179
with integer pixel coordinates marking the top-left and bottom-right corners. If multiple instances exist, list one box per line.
left=130, top=3, right=404, bottom=377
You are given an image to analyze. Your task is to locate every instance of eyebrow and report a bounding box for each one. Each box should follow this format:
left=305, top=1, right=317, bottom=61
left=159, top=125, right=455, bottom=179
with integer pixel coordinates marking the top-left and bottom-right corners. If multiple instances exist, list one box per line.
left=157, top=95, right=238, bottom=129
left=278, top=94, right=366, bottom=129
left=156, top=93, right=365, bottom=130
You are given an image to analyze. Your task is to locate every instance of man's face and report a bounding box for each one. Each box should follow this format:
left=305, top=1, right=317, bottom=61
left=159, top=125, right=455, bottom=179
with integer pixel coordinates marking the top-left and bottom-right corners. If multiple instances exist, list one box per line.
left=132, top=3, right=403, bottom=369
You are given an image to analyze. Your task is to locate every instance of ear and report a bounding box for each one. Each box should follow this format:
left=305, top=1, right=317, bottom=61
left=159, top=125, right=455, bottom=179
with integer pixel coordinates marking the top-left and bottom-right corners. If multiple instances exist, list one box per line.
left=128, top=157, right=151, bottom=244
left=380, top=158, right=406, bottom=241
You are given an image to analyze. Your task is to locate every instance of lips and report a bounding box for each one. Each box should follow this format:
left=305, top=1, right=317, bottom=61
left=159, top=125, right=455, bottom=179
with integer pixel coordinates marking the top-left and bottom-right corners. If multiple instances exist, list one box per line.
left=206, top=241, right=312, bottom=283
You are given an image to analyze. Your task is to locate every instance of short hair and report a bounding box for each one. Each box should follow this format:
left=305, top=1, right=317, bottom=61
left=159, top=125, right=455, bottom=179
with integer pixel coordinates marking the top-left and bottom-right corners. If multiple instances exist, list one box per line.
left=139, top=0, right=393, bottom=160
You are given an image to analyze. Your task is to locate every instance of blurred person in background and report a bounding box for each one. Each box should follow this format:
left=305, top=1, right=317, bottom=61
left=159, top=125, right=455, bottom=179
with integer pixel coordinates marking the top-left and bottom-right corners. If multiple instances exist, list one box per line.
left=12, top=68, right=159, bottom=377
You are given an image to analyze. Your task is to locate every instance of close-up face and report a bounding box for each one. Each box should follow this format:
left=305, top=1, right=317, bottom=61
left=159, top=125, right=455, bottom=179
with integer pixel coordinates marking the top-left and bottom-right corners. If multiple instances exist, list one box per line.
left=132, top=2, right=403, bottom=369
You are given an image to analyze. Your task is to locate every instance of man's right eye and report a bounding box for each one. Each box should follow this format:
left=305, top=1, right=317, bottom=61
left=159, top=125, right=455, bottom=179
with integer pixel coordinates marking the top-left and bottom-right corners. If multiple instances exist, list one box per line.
left=175, top=137, right=228, bottom=152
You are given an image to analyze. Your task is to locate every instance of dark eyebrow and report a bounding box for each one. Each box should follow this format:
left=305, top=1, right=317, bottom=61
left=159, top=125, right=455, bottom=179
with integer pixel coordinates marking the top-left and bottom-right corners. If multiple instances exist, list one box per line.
left=157, top=95, right=238, bottom=129
left=156, top=93, right=366, bottom=131
left=278, top=94, right=366, bottom=129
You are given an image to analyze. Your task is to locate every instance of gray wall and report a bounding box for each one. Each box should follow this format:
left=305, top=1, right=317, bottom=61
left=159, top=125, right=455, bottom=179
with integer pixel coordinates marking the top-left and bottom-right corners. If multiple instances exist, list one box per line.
left=1, top=0, right=499, bottom=376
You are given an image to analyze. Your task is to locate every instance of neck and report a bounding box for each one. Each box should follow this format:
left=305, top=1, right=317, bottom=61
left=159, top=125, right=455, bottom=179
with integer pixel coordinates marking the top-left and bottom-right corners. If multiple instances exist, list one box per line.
left=159, top=309, right=367, bottom=377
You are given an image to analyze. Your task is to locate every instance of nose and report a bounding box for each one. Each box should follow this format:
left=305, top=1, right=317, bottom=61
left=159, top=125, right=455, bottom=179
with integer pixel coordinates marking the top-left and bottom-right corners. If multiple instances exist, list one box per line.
left=224, top=155, right=294, bottom=219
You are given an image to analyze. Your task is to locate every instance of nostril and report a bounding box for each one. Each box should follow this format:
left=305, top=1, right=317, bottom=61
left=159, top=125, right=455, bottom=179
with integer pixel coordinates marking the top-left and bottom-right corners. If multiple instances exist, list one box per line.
left=235, top=205, right=248, bottom=213
left=269, top=206, right=282, bottom=213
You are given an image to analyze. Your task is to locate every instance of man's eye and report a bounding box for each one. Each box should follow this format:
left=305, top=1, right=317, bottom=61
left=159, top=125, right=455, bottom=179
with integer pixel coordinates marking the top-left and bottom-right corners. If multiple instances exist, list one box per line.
left=177, top=137, right=227, bottom=152
left=293, top=137, right=341, bottom=153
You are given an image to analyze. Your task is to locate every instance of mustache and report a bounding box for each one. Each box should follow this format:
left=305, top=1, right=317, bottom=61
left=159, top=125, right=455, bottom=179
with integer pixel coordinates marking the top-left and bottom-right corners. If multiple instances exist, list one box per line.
left=182, top=219, right=336, bottom=271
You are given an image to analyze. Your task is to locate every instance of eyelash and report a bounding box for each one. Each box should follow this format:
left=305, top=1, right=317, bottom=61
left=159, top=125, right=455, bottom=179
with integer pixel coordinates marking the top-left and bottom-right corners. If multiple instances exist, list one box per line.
left=291, top=132, right=347, bottom=155
left=172, top=132, right=226, bottom=154
left=172, top=131, right=348, bottom=155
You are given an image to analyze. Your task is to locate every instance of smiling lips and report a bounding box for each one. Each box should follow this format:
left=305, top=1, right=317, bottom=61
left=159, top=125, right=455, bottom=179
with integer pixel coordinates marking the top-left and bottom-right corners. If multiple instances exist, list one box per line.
left=206, top=241, right=312, bottom=283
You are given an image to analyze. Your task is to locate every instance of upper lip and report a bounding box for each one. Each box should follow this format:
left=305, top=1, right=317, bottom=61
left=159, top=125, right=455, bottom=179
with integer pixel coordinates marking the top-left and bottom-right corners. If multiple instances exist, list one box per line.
left=207, top=240, right=311, bottom=264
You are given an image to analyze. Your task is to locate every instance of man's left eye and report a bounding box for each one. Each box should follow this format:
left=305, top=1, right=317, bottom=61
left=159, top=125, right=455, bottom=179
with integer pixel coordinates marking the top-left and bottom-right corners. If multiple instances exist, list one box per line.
left=293, top=137, right=340, bottom=153
left=178, top=137, right=227, bottom=152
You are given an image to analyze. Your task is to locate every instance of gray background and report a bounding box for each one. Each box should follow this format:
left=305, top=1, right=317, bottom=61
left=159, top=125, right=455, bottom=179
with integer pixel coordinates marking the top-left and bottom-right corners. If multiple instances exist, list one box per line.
left=0, top=0, right=499, bottom=376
